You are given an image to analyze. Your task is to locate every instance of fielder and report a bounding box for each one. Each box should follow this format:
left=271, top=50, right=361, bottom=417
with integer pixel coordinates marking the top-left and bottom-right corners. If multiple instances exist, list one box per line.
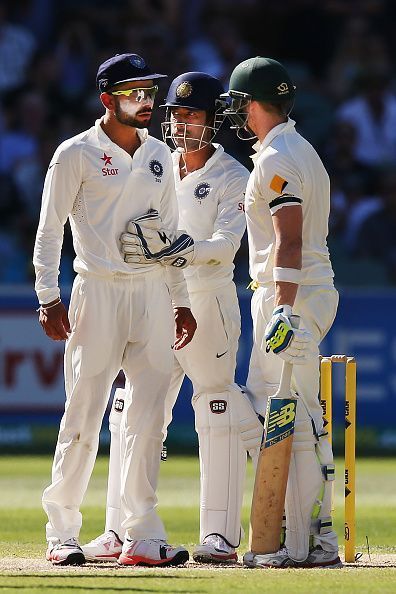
left=82, top=72, right=263, bottom=565
left=33, top=53, right=197, bottom=567
left=223, top=57, right=342, bottom=568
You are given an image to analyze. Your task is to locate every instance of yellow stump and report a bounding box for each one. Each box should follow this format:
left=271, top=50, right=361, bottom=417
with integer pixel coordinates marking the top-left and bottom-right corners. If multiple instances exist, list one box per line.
left=320, top=357, right=333, bottom=445
left=319, top=355, right=357, bottom=563
left=344, top=357, right=356, bottom=563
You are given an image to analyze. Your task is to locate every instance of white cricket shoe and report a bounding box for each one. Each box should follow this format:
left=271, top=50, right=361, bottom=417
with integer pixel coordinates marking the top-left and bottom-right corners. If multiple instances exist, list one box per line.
left=193, top=535, right=238, bottom=564
left=243, top=547, right=296, bottom=568
left=118, top=538, right=189, bottom=567
left=46, top=537, right=85, bottom=566
left=298, top=545, right=343, bottom=568
left=81, top=530, right=123, bottom=562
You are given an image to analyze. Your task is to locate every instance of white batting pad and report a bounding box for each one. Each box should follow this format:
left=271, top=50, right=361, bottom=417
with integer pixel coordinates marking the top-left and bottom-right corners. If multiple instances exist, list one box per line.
left=193, top=386, right=261, bottom=546
left=312, top=435, right=339, bottom=552
left=285, top=404, right=322, bottom=562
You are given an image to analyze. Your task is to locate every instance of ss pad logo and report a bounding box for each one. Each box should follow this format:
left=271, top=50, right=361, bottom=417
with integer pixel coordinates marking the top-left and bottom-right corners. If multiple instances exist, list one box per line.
left=210, top=400, right=227, bottom=414
left=114, top=398, right=124, bottom=412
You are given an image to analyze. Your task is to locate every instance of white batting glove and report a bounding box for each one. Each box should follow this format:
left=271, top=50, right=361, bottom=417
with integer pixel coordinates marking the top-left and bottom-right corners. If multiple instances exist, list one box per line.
left=264, top=305, right=312, bottom=365
left=120, top=209, right=174, bottom=264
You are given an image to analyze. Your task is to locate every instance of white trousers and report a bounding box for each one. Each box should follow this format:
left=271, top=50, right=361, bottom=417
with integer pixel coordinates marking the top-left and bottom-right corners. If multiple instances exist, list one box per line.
left=247, top=284, right=339, bottom=431
left=42, top=270, right=174, bottom=543
left=164, top=282, right=241, bottom=432
left=246, top=282, right=339, bottom=553
left=106, top=282, right=245, bottom=543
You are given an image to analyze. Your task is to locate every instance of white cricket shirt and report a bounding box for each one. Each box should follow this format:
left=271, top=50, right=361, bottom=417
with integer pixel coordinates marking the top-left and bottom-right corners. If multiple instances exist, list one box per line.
left=33, top=118, right=189, bottom=306
left=245, top=119, right=334, bottom=285
left=172, top=144, right=248, bottom=292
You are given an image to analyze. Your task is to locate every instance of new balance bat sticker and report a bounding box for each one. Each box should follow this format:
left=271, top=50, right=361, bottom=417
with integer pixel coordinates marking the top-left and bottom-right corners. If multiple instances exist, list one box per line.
left=249, top=320, right=300, bottom=555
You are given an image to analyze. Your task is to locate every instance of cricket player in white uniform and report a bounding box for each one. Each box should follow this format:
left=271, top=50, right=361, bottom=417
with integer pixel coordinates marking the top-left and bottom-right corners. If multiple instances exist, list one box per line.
left=223, top=57, right=342, bottom=568
left=82, top=72, right=263, bottom=564
left=33, top=53, right=197, bottom=567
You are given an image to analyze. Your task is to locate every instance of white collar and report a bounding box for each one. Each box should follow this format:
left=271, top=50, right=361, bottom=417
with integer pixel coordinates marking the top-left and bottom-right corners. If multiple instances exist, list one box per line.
left=95, top=118, right=148, bottom=151
left=251, top=118, right=296, bottom=161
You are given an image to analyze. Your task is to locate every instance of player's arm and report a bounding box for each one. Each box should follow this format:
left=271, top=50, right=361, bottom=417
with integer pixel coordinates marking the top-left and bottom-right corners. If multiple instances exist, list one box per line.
left=272, top=203, right=302, bottom=308
left=192, top=169, right=248, bottom=266
left=159, top=152, right=197, bottom=348
left=257, top=153, right=310, bottom=363
left=33, top=143, right=82, bottom=340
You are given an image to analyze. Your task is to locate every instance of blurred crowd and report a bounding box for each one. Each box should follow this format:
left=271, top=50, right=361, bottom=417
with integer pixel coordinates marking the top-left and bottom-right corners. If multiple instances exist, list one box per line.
left=1, top=0, right=396, bottom=287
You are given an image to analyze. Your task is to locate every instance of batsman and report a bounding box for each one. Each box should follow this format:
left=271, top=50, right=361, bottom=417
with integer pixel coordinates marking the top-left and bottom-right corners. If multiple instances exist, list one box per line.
left=223, top=57, right=342, bottom=568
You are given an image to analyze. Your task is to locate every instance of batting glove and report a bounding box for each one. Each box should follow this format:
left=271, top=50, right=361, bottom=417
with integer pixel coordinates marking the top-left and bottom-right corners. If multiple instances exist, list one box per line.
left=264, top=305, right=312, bottom=365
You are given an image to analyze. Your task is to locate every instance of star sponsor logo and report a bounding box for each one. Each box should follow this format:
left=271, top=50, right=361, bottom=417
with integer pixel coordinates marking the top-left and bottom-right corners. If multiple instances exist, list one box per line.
left=101, top=152, right=112, bottom=166
left=101, top=152, right=119, bottom=176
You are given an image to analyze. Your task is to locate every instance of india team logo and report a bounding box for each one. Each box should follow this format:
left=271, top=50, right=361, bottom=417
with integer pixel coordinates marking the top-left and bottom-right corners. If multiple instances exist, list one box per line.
left=149, top=160, right=163, bottom=180
left=176, top=81, right=193, bottom=98
left=130, top=55, right=146, bottom=69
left=194, top=182, right=211, bottom=203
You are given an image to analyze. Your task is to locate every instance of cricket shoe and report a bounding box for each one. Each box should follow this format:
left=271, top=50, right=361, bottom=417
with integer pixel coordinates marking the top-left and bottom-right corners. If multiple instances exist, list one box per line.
left=193, top=534, right=238, bottom=564
left=46, top=537, right=85, bottom=566
left=118, top=538, right=189, bottom=567
left=81, top=530, right=123, bottom=562
left=297, top=545, right=343, bottom=568
left=243, top=547, right=296, bottom=568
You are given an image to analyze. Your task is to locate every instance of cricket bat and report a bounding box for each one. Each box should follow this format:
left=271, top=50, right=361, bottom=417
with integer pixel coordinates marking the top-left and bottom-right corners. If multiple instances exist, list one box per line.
left=249, top=346, right=298, bottom=554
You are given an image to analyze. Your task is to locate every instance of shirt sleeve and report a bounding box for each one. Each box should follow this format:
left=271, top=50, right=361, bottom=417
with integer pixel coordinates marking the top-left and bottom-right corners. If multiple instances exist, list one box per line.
left=159, top=150, right=190, bottom=309
left=193, top=167, right=248, bottom=266
left=33, top=142, right=82, bottom=304
left=256, top=150, right=303, bottom=215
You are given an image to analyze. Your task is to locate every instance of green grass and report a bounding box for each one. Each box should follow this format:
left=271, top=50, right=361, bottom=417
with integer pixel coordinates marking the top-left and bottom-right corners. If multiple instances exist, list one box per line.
left=0, top=455, right=395, bottom=593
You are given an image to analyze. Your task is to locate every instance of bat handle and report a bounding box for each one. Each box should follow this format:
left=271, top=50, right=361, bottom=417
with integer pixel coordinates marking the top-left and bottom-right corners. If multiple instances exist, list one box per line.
left=278, top=314, right=300, bottom=397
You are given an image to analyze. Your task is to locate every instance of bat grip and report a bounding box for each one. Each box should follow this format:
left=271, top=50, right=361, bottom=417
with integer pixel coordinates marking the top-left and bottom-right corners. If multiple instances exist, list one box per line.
left=278, top=314, right=300, bottom=397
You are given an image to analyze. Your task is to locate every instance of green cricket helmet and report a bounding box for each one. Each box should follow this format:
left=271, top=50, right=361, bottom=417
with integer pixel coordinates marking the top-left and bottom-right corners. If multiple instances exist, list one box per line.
left=223, top=57, right=296, bottom=139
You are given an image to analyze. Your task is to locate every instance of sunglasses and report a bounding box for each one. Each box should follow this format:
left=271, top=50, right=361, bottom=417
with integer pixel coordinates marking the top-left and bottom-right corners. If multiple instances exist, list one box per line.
left=109, top=85, right=159, bottom=102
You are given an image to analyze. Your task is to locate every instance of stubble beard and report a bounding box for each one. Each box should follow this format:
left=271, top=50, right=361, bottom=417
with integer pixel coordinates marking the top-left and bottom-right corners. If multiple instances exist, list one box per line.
left=114, top=101, right=152, bottom=129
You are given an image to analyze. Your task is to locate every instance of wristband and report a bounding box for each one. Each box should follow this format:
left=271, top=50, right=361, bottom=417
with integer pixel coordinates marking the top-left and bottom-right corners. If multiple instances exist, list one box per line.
left=273, top=267, right=302, bottom=284
left=37, top=298, right=61, bottom=312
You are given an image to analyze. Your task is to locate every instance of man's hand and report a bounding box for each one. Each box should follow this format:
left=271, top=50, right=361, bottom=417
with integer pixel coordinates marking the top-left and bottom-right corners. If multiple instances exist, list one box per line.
left=38, top=300, right=71, bottom=341
left=120, top=209, right=195, bottom=269
left=121, top=209, right=174, bottom=264
left=264, top=305, right=312, bottom=364
left=174, top=307, right=197, bottom=350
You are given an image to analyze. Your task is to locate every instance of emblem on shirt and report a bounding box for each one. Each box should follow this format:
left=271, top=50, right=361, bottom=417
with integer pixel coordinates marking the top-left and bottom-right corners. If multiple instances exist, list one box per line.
left=130, top=55, right=146, bottom=69
left=149, top=159, right=163, bottom=182
left=269, top=174, right=288, bottom=193
left=176, top=81, right=193, bottom=98
left=194, top=182, right=211, bottom=203
left=101, top=152, right=118, bottom=176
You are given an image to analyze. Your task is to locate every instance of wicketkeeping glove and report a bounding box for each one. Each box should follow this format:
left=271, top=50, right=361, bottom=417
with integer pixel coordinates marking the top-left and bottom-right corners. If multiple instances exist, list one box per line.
left=121, top=209, right=195, bottom=268
left=264, top=305, right=312, bottom=365
left=120, top=209, right=174, bottom=264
